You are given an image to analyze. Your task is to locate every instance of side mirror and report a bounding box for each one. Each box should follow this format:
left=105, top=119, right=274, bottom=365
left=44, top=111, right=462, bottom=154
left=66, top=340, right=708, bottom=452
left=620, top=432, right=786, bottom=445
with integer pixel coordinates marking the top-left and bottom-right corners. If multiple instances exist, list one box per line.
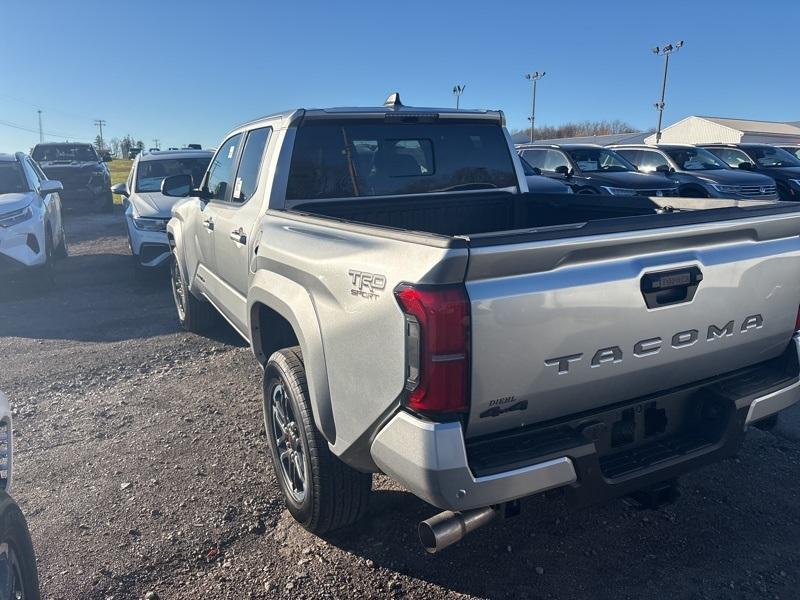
left=555, top=165, right=572, bottom=178
left=111, top=182, right=130, bottom=197
left=738, top=162, right=755, bottom=171
left=39, top=180, right=63, bottom=196
left=103, top=155, right=113, bottom=162
left=531, top=166, right=542, bottom=175
left=161, top=174, right=193, bottom=198
left=655, top=164, right=674, bottom=175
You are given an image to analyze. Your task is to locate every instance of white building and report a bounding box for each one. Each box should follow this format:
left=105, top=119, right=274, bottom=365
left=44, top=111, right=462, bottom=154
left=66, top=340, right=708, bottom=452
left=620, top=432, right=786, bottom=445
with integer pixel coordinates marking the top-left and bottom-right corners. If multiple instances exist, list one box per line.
left=644, top=116, right=800, bottom=145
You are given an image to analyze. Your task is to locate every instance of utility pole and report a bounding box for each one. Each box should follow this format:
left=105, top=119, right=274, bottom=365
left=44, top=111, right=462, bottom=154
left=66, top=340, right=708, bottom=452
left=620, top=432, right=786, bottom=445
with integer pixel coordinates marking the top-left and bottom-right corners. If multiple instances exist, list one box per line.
left=524, top=71, right=545, bottom=144
left=94, top=119, right=107, bottom=149
left=652, top=41, right=684, bottom=143
left=37, top=110, right=43, bottom=143
left=452, top=84, right=465, bottom=110
left=153, top=138, right=160, bottom=150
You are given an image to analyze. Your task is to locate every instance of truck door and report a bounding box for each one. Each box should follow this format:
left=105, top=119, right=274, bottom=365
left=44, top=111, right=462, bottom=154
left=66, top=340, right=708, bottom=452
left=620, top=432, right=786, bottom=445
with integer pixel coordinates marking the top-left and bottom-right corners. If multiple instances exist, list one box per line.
left=209, top=127, right=272, bottom=336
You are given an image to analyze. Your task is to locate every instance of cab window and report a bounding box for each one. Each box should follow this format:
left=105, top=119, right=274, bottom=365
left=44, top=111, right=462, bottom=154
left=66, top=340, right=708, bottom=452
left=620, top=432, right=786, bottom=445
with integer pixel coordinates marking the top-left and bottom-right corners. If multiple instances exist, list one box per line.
left=205, top=133, right=243, bottom=201
left=231, top=127, right=271, bottom=203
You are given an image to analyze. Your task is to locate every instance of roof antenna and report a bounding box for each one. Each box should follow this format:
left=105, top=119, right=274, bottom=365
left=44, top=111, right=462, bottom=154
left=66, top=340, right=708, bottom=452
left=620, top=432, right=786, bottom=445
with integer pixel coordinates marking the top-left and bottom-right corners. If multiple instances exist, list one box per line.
left=384, top=92, right=403, bottom=109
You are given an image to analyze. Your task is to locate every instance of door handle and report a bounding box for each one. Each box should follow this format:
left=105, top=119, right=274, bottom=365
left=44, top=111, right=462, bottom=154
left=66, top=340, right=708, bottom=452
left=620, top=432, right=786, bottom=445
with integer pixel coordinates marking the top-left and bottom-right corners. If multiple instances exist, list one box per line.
left=230, top=229, right=247, bottom=244
left=203, top=218, right=214, bottom=231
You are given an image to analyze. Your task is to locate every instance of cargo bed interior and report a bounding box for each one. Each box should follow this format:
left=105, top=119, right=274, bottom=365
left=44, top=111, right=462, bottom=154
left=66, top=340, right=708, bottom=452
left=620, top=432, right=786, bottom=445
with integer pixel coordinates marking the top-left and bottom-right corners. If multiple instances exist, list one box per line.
left=293, top=192, right=666, bottom=237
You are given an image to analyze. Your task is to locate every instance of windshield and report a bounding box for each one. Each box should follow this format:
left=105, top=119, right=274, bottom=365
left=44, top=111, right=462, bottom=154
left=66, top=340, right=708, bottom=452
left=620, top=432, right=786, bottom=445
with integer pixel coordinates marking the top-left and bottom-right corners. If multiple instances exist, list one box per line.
left=564, top=148, right=633, bottom=172
left=665, top=147, right=727, bottom=171
left=135, top=157, right=211, bottom=193
left=31, top=145, right=98, bottom=162
left=0, top=162, right=28, bottom=195
left=745, top=146, right=800, bottom=168
left=286, top=120, right=517, bottom=200
left=518, top=155, right=539, bottom=176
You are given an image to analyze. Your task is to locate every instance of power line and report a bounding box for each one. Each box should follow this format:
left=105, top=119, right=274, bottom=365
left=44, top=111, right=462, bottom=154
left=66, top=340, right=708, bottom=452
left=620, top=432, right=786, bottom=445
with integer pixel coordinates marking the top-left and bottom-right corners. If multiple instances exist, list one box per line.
left=0, top=118, right=93, bottom=141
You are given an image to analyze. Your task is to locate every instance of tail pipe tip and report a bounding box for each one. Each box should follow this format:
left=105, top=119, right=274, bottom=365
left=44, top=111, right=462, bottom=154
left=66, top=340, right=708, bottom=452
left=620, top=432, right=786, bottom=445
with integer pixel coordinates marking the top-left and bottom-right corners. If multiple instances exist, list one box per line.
left=418, top=506, right=499, bottom=554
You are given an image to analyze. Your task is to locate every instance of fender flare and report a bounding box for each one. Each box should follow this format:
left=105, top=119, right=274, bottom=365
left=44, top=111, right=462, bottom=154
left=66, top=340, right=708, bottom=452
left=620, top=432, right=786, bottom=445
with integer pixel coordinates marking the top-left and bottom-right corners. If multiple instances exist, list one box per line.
left=248, top=270, right=335, bottom=443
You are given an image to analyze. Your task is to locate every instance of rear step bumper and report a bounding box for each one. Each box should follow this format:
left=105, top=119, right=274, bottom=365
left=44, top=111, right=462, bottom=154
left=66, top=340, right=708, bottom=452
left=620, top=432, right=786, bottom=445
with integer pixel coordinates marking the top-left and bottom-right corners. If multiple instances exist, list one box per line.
left=371, top=335, right=800, bottom=512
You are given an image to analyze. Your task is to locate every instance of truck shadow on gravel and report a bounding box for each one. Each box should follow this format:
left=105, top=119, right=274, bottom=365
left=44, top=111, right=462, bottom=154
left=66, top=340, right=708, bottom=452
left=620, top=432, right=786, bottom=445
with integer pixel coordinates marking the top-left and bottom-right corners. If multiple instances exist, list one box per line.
left=323, top=447, right=799, bottom=599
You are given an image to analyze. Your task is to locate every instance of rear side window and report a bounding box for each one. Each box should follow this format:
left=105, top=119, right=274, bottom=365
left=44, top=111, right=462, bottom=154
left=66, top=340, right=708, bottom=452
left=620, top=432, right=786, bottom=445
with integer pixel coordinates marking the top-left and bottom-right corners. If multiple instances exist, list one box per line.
left=232, top=127, right=271, bottom=203
left=707, top=147, right=751, bottom=168
left=286, top=121, right=517, bottom=200
left=205, top=133, right=243, bottom=201
left=521, top=148, right=569, bottom=173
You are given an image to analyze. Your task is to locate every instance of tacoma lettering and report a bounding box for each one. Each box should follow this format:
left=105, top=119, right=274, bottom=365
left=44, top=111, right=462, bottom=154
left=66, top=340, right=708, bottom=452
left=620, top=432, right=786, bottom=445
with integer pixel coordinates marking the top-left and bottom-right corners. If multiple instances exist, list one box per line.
left=545, top=314, right=764, bottom=374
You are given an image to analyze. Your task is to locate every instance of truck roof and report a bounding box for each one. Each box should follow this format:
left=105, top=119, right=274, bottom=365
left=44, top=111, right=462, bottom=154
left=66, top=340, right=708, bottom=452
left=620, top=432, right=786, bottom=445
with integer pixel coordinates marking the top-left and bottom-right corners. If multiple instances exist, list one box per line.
left=231, top=93, right=504, bottom=135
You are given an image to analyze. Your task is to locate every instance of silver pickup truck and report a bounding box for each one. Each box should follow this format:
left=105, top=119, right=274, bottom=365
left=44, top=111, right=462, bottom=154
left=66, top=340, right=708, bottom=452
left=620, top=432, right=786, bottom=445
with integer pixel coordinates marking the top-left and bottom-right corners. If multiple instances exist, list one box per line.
left=164, top=95, right=800, bottom=552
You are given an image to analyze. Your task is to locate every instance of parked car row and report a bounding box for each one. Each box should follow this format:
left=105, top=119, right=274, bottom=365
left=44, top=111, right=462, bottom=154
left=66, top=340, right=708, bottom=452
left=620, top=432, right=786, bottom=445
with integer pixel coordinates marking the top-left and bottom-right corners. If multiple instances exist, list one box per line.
left=518, top=141, right=800, bottom=202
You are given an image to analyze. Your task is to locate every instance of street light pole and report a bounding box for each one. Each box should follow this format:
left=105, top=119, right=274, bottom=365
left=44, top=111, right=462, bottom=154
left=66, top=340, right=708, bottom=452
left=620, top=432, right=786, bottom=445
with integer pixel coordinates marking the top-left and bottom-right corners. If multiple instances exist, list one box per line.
left=524, top=71, right=545, bottom=144
left=452, top=84, right=465, bottom=110
left=652, top=41, right=684, bottom=143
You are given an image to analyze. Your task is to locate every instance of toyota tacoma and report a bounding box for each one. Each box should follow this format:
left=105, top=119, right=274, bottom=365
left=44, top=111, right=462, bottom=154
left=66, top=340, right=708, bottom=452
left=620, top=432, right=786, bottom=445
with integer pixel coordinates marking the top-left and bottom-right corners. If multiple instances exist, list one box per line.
left=164, top=95, right=800, bottom=552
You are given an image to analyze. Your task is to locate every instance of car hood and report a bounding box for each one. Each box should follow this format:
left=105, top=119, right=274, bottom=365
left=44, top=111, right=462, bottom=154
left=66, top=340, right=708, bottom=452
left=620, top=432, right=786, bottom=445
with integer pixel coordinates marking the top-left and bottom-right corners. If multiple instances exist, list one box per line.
left=579, top=170, right=676, bottom=189
left=130, top=192, right=179, bottom=218
left=526, top=175, right=571, bottom=194
left=0, top=192, right=35, bottom=215
left=684, top=169, right=777, bottom=186
left=756, top=166, right=800, bottom=180
left=38, top=160, right=98, bottom=170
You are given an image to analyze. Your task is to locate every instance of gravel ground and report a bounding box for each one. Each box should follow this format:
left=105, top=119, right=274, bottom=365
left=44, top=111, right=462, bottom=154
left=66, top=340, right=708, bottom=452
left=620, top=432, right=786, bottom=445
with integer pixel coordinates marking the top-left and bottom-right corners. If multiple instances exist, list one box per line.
left=1, top=211, right=800, bottom=600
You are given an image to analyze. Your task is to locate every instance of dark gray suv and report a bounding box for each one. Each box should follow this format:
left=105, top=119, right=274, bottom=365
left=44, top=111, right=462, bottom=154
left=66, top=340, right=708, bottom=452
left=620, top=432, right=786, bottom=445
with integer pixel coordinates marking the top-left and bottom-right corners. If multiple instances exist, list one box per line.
left=517, top=144, right=678, bottom=196
left=613, top=144, right=778, bottom=200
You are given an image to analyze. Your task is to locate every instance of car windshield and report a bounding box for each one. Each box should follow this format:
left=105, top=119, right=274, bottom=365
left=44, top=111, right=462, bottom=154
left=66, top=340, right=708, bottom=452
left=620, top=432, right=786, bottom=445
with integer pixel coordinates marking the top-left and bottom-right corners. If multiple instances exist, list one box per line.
left=746, top=146, right=800, bottom=168
left=31, top=145, right=98, bottom=162
left=565, top=148, right=633, bottom=172
left=0, top=162, right=28, bottom=195
left=518, top=155, right=538, bottom=176
left=135, top=157, right=212, bottom=193
left=286, top=120, right=517, bottom=200
left=665, top=148, right=727, bottom=171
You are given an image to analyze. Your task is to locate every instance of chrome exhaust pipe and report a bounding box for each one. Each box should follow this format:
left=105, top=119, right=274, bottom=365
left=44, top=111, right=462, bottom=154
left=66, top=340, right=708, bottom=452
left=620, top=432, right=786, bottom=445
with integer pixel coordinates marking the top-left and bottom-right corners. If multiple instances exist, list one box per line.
left=418, top=507, right=498, bottom=553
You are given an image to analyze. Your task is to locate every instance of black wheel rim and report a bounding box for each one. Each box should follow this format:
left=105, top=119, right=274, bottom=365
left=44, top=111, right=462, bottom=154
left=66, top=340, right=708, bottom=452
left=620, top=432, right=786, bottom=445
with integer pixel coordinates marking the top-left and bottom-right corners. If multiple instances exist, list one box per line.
left=267, top=380, right=307, bottom=502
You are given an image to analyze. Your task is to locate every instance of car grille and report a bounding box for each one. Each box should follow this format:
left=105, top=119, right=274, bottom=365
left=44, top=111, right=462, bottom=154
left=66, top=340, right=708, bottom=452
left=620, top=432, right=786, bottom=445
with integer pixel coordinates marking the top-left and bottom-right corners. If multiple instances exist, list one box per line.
left=41, top=168, right=92, bottom=189
left=737, top=185, right=777, bottom=197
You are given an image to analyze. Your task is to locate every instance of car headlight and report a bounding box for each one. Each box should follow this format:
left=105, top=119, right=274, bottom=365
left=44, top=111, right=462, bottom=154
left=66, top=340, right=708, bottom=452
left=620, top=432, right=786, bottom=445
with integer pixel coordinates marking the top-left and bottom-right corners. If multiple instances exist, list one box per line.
left=132, top=217, right=168, bottom=231
left=711, top=184, right=741, bottom=194
left=601, top=186, right=638, bottom=196
left=0, top=206, right=33, bottom=228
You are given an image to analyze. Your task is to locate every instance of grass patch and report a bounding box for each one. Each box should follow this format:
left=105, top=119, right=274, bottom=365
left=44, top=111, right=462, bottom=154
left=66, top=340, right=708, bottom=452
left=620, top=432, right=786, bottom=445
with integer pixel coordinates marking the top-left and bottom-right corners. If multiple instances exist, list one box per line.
left=109, top=159, right=132, bottom=204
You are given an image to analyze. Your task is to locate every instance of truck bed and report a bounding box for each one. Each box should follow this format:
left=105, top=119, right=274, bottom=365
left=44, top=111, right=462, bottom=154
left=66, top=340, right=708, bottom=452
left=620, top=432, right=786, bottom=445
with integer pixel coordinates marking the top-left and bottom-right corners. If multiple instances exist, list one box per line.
left=292, top=191, right=800, bottom=244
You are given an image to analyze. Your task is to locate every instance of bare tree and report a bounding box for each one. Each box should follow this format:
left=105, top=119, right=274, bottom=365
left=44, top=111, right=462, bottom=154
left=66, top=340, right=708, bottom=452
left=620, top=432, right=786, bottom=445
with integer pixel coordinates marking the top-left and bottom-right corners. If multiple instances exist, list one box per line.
left=515, top=120, right=641, bottom=141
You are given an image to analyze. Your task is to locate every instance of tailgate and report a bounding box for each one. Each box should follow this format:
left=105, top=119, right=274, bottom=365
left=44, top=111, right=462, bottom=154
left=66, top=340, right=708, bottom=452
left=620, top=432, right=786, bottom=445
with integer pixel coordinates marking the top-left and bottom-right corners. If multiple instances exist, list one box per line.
left=465, top=212, right=800, bottom=438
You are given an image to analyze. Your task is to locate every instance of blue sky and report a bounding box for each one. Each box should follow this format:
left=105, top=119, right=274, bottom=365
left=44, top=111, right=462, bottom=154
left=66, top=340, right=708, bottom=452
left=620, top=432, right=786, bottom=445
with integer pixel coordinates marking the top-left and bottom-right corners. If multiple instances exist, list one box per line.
left=1, top=0, right=798, bottom=152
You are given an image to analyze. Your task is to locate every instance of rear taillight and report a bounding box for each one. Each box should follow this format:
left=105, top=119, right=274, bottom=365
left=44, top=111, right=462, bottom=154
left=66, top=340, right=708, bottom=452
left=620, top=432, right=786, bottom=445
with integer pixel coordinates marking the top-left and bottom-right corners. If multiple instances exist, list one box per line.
left=395, top=284, right=470, bottom=414
left=795, top=306, right=800, bottom=333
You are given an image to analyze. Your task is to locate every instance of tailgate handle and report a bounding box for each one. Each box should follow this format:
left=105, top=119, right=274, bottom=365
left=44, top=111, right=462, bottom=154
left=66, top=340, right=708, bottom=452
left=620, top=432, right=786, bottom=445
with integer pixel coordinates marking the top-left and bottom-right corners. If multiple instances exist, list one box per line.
left=640, top=266, right=702, bottom=309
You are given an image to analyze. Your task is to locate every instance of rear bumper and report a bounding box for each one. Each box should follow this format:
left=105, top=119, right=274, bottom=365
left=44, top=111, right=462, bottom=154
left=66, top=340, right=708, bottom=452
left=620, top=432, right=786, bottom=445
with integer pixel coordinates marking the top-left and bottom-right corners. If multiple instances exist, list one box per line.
left=371, top=335, right=800, bottom=511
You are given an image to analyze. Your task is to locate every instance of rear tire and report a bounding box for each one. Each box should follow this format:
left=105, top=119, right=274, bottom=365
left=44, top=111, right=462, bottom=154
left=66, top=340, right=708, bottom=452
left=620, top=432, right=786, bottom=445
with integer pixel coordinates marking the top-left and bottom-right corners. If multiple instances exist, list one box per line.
left=264, top=347, right=371, bottom=534
left=0, top=491, right=40, bottom=600
left=170, top=250, right=216, bottom=333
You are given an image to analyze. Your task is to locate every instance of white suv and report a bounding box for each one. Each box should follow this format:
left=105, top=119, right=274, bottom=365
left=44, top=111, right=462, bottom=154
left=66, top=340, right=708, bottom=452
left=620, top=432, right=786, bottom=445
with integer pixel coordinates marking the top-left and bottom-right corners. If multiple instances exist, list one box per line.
left=0, top=152, right=66, bottom=281
left=112, top=149, right=212, bottom=272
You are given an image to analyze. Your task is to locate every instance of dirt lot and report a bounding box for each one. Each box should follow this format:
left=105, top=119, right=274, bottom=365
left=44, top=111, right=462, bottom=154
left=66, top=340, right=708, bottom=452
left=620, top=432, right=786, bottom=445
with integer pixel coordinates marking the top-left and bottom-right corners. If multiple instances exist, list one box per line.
left=2, top=211, right=800, bottom=600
